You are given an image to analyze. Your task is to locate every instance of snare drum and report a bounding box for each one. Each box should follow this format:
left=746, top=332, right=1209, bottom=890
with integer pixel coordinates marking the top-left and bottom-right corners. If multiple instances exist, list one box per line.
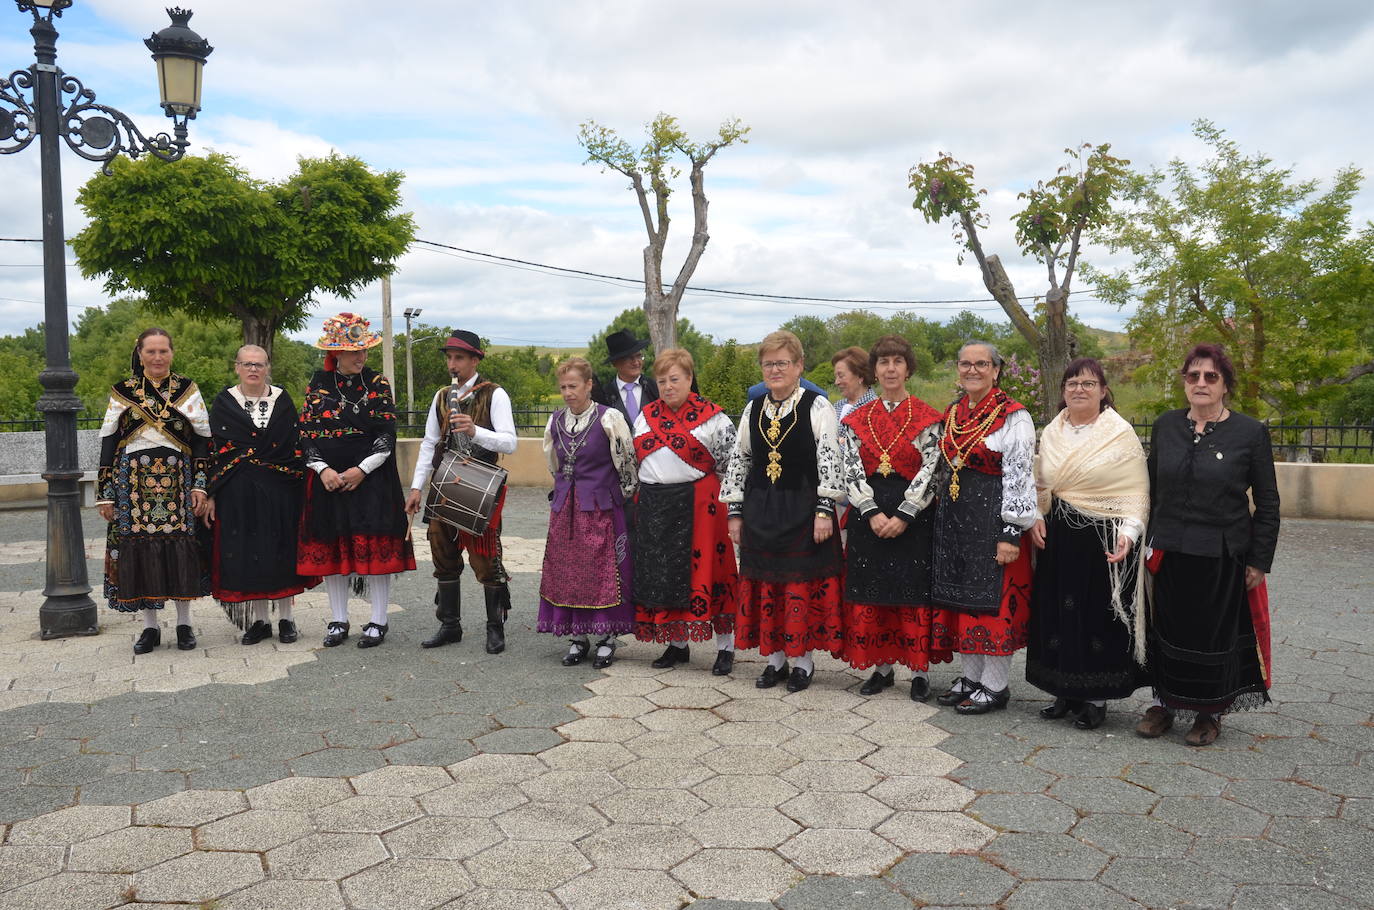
left=427, top=450, right=508, bottom=536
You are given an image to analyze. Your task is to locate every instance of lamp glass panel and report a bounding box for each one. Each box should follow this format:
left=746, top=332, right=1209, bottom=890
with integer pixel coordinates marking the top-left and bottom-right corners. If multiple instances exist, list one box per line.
left=156, top=55, right=202, bottom=112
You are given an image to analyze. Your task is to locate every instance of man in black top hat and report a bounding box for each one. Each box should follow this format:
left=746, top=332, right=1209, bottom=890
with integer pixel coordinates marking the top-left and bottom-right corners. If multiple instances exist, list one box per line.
left=405, top=330, right=518, bottom=653
left=592, top=329, right=659, bottom=426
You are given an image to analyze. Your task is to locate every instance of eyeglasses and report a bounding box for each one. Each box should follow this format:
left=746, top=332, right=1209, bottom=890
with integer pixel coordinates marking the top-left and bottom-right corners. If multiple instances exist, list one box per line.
left=236, top=361, right=267, bottom=370
left=957, top=360, right=993, bottom=372
left=761, top=360, right=794, bottom=372
left=1064, top=380, right=1099, bottom=391
left=1182, top=370, right=1222, bottom=385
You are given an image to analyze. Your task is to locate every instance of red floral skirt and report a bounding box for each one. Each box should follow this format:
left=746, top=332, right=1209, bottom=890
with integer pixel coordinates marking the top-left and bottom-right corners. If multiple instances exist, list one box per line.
left=297, top=534, right=416, bottom=578
left=841, top=601, right=952, bottom=671
left=932, top=539, right=1032, bottom=656
left=735, top=575, right=844, bottom=658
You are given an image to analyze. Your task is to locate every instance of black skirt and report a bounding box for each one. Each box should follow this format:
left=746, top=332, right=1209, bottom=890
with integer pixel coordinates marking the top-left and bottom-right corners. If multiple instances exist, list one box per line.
left=213, top=462, right=313, bottom=604
left=845, top=473, right=933, bottom=607
left=1025, top=501, right=1146, bottom=700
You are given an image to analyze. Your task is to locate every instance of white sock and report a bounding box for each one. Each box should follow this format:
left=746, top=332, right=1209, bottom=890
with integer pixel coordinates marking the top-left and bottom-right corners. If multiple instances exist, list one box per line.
left=325, top=575, right=351, bottom=623
left=767, top=651, right=787, bottom=670
left=595, top=637, right=618, bottom=658
left=1088, top=699, right=1106, bottom=708
left=874, top=663, right=893, bottom=676
left=981, top=655, right=1011, bottom=692
left=1152, top=694, right=1167, bottom=709
left=670, top=637, right=689, bottom=649
left=795, top=653, right=814, bottom=676
left=960, top=652, right=986, bottom=683
left=911, top=669, right=928, bottom=681
left=275, top=597, right=294, bottom=622
left=175, top=601, right=191, bottom=626
left=715, top=632, right=735, bottom=652
left=368, top=575, right=391, bottom=627
left=568, top=637, right=590, bottom=654
left=142, top=609, right=159, bottom=630
left=251, top=600, right=270, bottom=624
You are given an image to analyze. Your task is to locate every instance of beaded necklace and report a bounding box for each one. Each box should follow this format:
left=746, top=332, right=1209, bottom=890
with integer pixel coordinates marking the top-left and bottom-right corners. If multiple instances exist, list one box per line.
left=556, top=406, right=598, bottom=479
left=940, top=393, right=1004, bottom=501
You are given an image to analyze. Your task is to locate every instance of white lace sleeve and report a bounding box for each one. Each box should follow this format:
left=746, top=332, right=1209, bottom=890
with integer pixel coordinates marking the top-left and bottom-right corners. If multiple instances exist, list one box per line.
left=99, top=395, right=127, bottom=438
left=840, top=423, right=877, bottom=516
left=704, top=412, right=737, bottom=483
left=721, top=402, right=754, bottom=510
left=542, top=411, right=558, bottom=477
left=899, top=422, right=943, bottom=519
left=810, top=395, right=845, bottom=505
left=999, top=409, right=1038, bottom=537
left=602, top=408, right=639, bottom=500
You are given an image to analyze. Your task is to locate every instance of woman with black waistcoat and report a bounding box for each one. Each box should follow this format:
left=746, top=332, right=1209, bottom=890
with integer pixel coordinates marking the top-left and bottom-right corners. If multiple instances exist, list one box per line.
left=1136, top=342, right=1280, bottom=746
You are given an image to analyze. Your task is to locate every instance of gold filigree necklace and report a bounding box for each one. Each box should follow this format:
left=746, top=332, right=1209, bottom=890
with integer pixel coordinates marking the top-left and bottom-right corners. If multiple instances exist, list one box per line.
left=940, top=396, right=1002, bottom=501
left=757, top=394, right=802, bottom=484
left=866, top=397, right=915, bottom=477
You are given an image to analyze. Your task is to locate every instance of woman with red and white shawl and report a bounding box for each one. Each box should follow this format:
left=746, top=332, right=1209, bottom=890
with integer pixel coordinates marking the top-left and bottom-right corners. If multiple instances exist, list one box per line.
left=838, top=335, right=948, bottom=701
left=930, top=341, right=1038, bottom=714
left=1026, top=358, right=1149, bottom=730
left=631, top=348, right=740, bottom=674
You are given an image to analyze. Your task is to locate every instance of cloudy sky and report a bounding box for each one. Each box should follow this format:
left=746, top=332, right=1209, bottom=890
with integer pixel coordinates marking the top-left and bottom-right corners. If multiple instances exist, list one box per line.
left=2, top=0, right=1371, bottom=349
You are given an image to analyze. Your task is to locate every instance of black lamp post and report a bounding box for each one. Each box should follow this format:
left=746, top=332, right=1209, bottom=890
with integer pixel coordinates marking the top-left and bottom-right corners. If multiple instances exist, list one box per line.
left=0, top=1, right=212, bottom=639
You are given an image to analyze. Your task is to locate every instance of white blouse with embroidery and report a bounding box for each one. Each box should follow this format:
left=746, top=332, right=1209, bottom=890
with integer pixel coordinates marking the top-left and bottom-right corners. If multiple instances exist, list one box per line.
left=634, top=410, right=737, bottom=486
left=721, top=387, right=846, bottom=511
left=839, top=398, right=943, bottom=520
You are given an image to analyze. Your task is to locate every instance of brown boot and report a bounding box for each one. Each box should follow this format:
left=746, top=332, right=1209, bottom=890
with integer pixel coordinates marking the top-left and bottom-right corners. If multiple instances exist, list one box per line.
left=1185, top=713, right=1221, bottom=746
left=1135, top=705, right=1174, bottom=738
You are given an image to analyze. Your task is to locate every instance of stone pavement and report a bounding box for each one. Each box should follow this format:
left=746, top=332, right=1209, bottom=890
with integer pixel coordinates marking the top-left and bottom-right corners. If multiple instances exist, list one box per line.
left=0, top=487, right=1371, bottom=909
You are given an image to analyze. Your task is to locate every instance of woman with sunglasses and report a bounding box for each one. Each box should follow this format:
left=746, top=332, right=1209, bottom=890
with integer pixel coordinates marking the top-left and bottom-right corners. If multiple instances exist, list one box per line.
left=1135, top=343, right=1279, bottom=746
left=1026, top=358, right=1149, bottom=730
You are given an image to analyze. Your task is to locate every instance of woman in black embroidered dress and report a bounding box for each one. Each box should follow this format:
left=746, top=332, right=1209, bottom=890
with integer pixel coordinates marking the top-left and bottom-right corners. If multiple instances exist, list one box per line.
left=722, top=330, right=846, bottom=692
left=297, top=313, right=416, bottom=648
left=96, top=328, right=212, bottom=655
left=204, top=345, right=318, bottom=646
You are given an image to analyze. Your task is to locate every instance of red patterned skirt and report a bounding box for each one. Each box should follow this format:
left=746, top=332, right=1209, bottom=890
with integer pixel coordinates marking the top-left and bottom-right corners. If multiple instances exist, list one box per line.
left=932, top=539, right=1032, bottom=656
left=297, top=471, right=416, bottom=578
left=841, top=601, right=952, bottom=671
left=735, top=575, right=844, bottom=658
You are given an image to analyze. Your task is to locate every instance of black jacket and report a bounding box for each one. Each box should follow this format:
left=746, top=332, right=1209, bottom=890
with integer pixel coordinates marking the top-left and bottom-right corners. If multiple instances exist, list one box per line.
left=1146, top=408, right=1281, bottom=572
left=592, top=373, right=659, bottom=423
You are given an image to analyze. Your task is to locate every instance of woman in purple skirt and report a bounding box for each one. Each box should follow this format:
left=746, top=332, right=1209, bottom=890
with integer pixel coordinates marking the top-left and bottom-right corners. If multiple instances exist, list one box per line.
left=537, top=356, right=638, bottom=668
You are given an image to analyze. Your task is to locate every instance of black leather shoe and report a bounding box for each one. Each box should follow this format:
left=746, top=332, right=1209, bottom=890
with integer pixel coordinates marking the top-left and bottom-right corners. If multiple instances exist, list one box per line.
left=133, top=628, right=160, bottom=655
left=955, top=684, right=1011, bottom=715
left=711, top=649, right=735, bottom=676
left=562, top=640, right=591, bottom=666
left=859, top=670, right=895, bottom=696
left=357, top=622, right=388, bottom=648
left=591, top=639, right=619, bottom=669
left=241, top=620, right=273, bottom=645
left=785, top=666, right=813, bottom=692
left=937, top=676, right=978, bottom=706
left=1039, top=696, right=1082, bottom=720
left=909, top=676, right=932, bottom=702
left=1073, top=702, right=1108, bottom=730
left=421, top=625, right=463, bottom=649
left=277, top=619, right=299, bottom=644
left=651, top=645, right=690, bottom=669
left=756, top=662, right=789, bottom=689
left=323, top=621, right=350, bottom=647
left=175, top=624, right=196, bottom=650
left=483, top=586, right=508, bottom=655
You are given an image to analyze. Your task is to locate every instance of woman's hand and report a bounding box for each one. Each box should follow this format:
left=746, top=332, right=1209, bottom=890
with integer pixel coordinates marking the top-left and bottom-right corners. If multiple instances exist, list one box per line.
left=869, top=514, right=905, bottom=539
left=320, top=468, right=342, bottom=492
left=1105, top=534, right=1133, bottom=564
left=1245, top=565, right=1266, bottom=590
left=190, top=489, right=209, bottom=517
left=1029, top=519, right=1047, bottom=550
left=814, top=513, right=834, bottom=544
left=995, top=541, right=1020, bottom=565
left=728, top=516, right=742, bottom=546
left=340, top=467, right=366, bottom=491
left=201, top=497, right=216, bottom=528
left=97, top=502, right=114, bottom=522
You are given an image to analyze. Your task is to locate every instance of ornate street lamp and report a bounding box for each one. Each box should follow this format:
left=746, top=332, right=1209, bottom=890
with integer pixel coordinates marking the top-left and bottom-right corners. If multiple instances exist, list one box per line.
left=0, top=2, right=212, bottom=638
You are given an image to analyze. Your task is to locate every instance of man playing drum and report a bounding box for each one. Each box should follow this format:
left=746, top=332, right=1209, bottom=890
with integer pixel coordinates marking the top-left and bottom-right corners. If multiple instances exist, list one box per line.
left=406, top=330, right=518, bottom=653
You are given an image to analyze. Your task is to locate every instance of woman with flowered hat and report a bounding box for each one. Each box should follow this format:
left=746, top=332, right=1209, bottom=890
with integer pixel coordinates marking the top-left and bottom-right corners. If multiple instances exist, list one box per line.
left=297, top=313, right=416, bottom=648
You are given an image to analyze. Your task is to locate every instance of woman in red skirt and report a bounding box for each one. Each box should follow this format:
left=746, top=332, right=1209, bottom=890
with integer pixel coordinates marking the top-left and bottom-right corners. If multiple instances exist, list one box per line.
left=723, top=330, right=845, bottom=692
left=839, top=335, right=948, bottom=701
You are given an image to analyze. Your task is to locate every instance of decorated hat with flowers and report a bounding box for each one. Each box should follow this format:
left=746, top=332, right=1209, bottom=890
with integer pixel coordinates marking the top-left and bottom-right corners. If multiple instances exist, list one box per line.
left=315, top=312, right=382, bottom=351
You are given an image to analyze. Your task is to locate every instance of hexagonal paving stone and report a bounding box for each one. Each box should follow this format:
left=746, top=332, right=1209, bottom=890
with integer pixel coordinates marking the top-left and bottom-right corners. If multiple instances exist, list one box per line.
left=598, top=787, right=708, bottom=825
left=555, top=717, right=647, bottom=742
left=1003, top=879, right=1145, bottom=910
left=712, top=698, right=797, bottom=723
left=693, top=774, right=799, bottom=808
left=570, top=695, right=657, bottom=717
left=704, top=721, right=794, bottom=747
left=0, top=872, right=130, bottom=910
left=314, top=795, right=423, bottom=833
left=1187, top=836, right=1325, bottom=885
left=518, top=768, right=623, bottom=803
left=671, top=847, right=803, bottom=902
left=134, top=788, right=247, bottom=827
left=777, top=827, right=901, bottom=875
left=419, top=781, right=528, bottom=817
left=781, top=688, right=863, bottom=712
left=855, top=720, right=949, bottom=748
left=1046, top=777, right=1160, bottom=815
left=1149, top=795, right=1270, bottom=837
left=135, top=850, right=266, bottom=903
left=6, top=804, right=130, bottom=845
left=867, top=776, right=974, bottom=811
left=861, top=745, right=962, bottom=777
left=780, top=791, right=892, bottom=829
left=614, top=757, right=716, bottom=789
left=781, top=732, right=875, bottom=762
left=1124, top=761, right=1229, bottom=797
left=776, top=874, right=914, bottom=910
left=539, top=741, right=636, bottom=770
left=66, top=824, right=192, bottom=873
left=701, top=744, right=798, bottom=776
left=446, top=753, right=547, bottom=784
left=216, top=879, right=345, bottom=909
left=889, top=853, right=1017, bottom=903
left=580, top=823, right=703, bottom=871
left=780, top=709, right=870, bottom=735
left=555, top=868, right=689, bottom=910
left=1101, top=856, right=1238, bottom=908
left=624, top=731, right=719, bottom=759
left=969, top=792, right=1078, bottom=833
left=0, top=844, right=65, bottom=891
left=494, top=801, right=607, bottom=841
left=350, top=764, right=453, bottom=797
left=780, top=760, right=882, bottom=793
left=852, top=698, right=938, bottom=723
left=471, top=728, right=563, bottom=754
left=875, top=810, right=996, bottom=852
left=246, top=775, right=353, bottom=811
left=197, top=808, right=314, bottom=851
left=1226, top=778, right=1341, bottom=816
left=1073, top=813, right=1194, bottom=858
left=383, top=816, right=503, bottom=861
left=639, top=708, right=723, bottom=733
left=584, top=676, right=663, bottom=697
left=983, top=832, right=1111, bottom=880
left=267, top=832, right=388, bottom=880
left=685, top=806, right=800, bottom=848
left=342, top=857, right=474, bottom=910
left=465, top=839, right=590, bottom=890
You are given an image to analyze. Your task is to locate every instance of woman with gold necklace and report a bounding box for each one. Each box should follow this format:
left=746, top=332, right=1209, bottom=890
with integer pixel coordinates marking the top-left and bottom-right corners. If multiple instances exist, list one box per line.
left=930, top=341, right=1038, bottom=714
left=722, top=330, right=845, bottom=692
left=838, top=335, right=947, bottom=701
left=95, top=328, right=213, bottom=654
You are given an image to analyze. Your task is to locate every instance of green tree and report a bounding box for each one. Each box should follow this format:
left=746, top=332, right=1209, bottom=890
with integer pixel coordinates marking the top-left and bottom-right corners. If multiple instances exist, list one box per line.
left=585, top=308, right=714, bottom=387
left=777, top=315, right=831, bottom=370
left=479, top=345, right=556, bottom=412
left=0, top=327, right=45, bottom=423
left=698, top=341, right=759, bottom=415
left=910, top=143, right=1130, bottom=419
left=71, top=152, right=415, bottom=361
left=1092, top=121, right=1374, bottom=415
left=578, top=113, right=749, bottom=351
